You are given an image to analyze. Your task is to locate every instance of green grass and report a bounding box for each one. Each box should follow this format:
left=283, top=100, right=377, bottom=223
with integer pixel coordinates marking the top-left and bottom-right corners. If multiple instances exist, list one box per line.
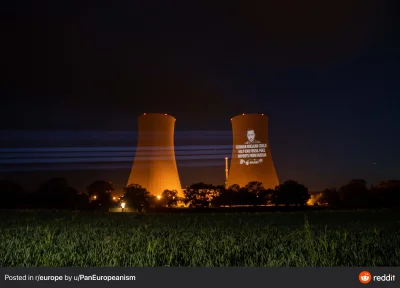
left=0, top=210, right=399, bottom=267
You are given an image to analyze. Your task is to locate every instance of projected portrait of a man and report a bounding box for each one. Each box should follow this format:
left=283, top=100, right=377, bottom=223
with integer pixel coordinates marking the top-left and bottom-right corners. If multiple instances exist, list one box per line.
left=245, top=129, right=261, bottom=144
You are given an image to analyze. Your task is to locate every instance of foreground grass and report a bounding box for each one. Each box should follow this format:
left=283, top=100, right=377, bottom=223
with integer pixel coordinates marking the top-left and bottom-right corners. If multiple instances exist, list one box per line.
left=0, top=210, right=399, bottom=267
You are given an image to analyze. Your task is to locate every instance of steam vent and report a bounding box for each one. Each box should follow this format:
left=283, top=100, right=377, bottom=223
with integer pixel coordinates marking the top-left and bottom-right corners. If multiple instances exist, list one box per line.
left=127, top=113, right=183, bottom=197
left=226, top=113, right=279, bottom=189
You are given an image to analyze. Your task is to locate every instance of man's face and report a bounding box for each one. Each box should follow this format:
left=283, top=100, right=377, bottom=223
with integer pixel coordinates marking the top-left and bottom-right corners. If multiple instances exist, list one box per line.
left=247, top=130, right=255, bottom=142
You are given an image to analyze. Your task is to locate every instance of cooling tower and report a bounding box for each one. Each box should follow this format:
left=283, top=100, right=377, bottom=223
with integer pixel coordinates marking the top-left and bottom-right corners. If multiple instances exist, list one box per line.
left=226, top=113, right=279, bottom=189
left=127, top=113, right=183, bottom=197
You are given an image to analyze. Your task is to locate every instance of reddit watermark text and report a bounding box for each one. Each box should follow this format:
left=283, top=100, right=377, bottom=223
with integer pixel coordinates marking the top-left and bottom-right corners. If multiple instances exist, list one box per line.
left=4, top=274, right=136, bottom=282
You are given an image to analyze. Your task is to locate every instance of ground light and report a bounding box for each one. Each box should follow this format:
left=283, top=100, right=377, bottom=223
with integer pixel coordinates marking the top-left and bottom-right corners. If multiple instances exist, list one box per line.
left=121, top=202, right=125, bottom=212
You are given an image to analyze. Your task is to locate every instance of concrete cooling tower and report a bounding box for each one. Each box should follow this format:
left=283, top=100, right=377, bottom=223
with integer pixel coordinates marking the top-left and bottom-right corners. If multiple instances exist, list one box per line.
left=127, top=113, right=183, bottom=197
left=226, top=113, right=279, bottom=189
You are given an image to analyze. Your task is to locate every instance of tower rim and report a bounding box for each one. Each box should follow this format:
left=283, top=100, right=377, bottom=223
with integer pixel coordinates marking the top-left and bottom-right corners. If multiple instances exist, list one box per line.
left=140, top=113, right=176, bottom=120
left=231, top=113, right=268, bottom=120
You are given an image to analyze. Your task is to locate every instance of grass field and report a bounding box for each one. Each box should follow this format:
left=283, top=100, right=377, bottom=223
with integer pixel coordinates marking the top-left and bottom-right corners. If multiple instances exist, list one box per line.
left=1, top=210, right=399, bottom=267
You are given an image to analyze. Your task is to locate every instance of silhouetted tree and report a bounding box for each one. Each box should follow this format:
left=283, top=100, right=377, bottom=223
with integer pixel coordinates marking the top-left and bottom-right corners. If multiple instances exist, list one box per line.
left=86, top=180, right=113, bottom=209
left=228, top=184, right=240, bottom=193
left=245, top=181, right=264, bottom=193
left=229, top=182, right=265, bottom=206
left=339, top=179, right=368, bottom=208
left=0, top=180, right=26, bottom=209
left=319, top=188, right=341, bottom=207
left=147, top=194, right=159, bottom=208
left=122, top=184, right=151, bottom=212
left=75, top=192, right=89, bottom=210
left=265, top=188, right=277, bottom=205
left=183, top=182, right=214, bottom=208
left=30, top=178, right=85, bottom=209
left=369, top=182, right=400, bottom=209
left=273, top=180, right=310, bottom=206
left=161, top=189, right=179, bottom=208
left=209, top=185, right=227, bottom=207
left=236, top=186, right=255, bottom=205
left=255, top=187, right=272, bottom=206
left=211, top=185, right=240, bottom=207
left=245, top=181, right=268, bottom=206
left=210, top=185, right=222, bottom=204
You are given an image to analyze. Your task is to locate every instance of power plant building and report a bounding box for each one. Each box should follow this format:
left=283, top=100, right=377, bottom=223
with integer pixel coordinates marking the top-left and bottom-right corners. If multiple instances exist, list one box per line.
left=226, top=113, right=279, bottom=189
left=127, top=113, right=183, bottom=197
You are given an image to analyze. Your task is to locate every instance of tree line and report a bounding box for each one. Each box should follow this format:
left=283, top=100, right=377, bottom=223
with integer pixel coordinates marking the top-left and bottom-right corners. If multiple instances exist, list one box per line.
left=318, top=179, right=400, bottom=209
left=0, top=178, right=399, bottom=211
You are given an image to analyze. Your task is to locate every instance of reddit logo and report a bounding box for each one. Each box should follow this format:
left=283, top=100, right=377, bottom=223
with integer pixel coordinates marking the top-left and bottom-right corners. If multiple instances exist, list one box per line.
left=359, top=271, right=372, bottom=284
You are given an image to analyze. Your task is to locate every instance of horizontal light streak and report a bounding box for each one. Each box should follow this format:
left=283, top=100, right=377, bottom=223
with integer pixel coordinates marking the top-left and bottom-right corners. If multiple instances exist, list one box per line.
left=0, top=149, right=235, bottom=159
left=0, top=145, right=233, bottom=153
left=0, top=130, right=233, bottom=140
left=0, top=153, right=235, bottom=164
left=0, top=160, right=224, bottom=172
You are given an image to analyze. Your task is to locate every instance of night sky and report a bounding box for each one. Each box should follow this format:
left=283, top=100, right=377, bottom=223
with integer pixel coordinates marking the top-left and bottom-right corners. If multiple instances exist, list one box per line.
left=1, top=1, right=399, bottom=194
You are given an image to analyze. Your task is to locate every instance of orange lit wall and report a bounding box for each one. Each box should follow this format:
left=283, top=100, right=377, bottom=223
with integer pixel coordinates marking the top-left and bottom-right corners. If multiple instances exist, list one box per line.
left=127, top=113, right=183, bottom=197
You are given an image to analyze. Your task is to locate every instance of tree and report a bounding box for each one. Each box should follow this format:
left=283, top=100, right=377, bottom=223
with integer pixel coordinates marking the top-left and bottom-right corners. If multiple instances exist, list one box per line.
left=211, top=185, right=239, bottom=207
left=86, top=180, right=113, bottom=209
left=122, top=184, right=151, bottom=212
left=273, top=180, right=310, bottom=206
left=228, top=184, right=240, bottom=193
left=255, top=187, right=272, bottom=206
left=319, top=188, right=341, bottom=207
left=209, top=185, right=226, bottom=207
left=0, top=180, right=26, bottom=209
left=75, top=192, right=89, bottom=210
left=265, top=188, right=277, bottom=205
left=369, top=182, right=400, bottom=209
left=339, top=179, right=368, bottom=208
left=244, top=181, right=264, bottom=193
left=236, top=186, right=256, bottom=205
left=213, top=184, right=240, bottom=206
left=183, top=182, right=214, bottom=208
left=245, top=181, right=266, bottom=206
left=30, top=178, right=85, bottom=209
left=161, top=189, right=179, bottom=208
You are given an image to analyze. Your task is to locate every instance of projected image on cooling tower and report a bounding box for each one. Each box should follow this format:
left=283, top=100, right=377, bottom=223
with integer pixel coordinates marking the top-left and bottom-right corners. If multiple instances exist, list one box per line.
left=227, top=114, right=279, bottom=189
left=236, top=129, right=267, bottom=165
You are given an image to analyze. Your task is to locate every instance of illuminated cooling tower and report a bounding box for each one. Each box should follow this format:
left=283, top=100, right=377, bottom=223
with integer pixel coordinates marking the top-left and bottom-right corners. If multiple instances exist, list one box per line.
left=226, top=114, right=279, bottom=189
left=127, top=113, right=183, bottom=197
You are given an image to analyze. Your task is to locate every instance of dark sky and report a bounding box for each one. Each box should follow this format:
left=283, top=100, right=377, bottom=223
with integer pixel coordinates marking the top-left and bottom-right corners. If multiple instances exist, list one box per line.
left=1, top=0, right=399, bottom=194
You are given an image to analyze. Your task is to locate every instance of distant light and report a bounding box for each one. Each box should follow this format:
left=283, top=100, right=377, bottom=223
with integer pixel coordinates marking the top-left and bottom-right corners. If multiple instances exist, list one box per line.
left=144, top=113, right=146, bottom=115
left=93, top=195, right=97, bottom=200
left=109, top=182, right=112, bottom=184
left=225, top=157, right=228, bottom=160
left=242, top=113, right=245, bottom=115
left=262, top=114, right=264, bottom=116
left=113, top=197, right=116, bottom=200
left=164, top=114, right=167, bottom=115
left=121, top=202, right=125, bottom=209
left=157, top=195, right=161, bottom=200
left=230, top=118, right=232, bottom=121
